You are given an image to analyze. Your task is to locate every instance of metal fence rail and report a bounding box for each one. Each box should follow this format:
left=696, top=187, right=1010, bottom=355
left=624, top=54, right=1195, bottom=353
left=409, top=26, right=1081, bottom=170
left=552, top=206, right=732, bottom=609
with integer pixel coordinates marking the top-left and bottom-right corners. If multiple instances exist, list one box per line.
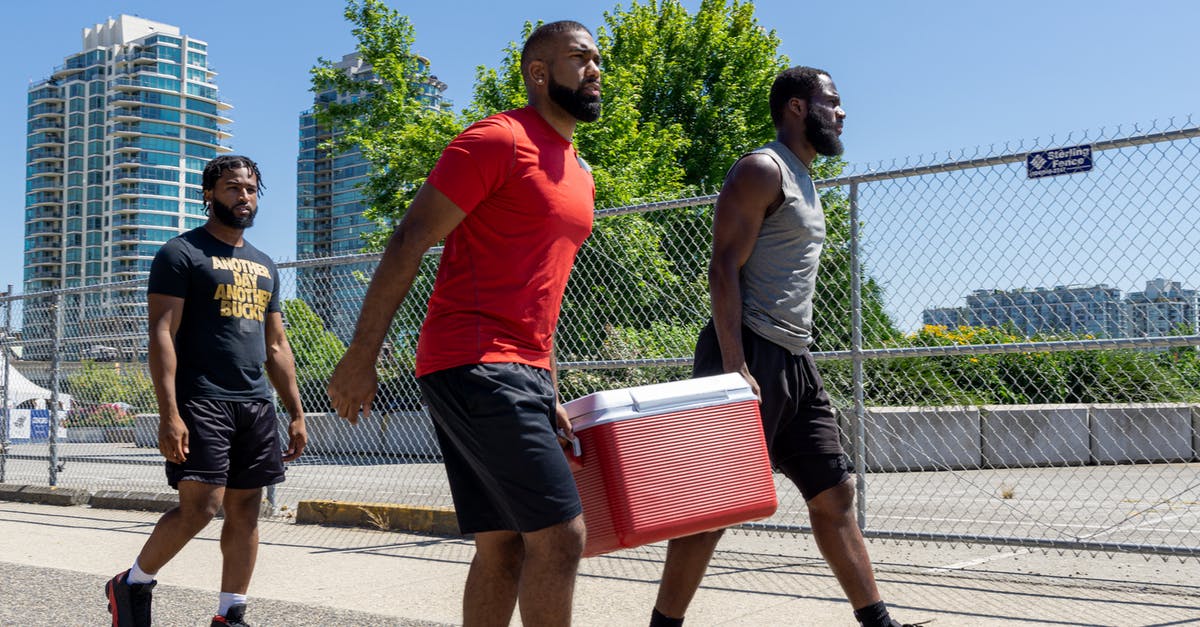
left=2, top=117, right=1199, bottom=560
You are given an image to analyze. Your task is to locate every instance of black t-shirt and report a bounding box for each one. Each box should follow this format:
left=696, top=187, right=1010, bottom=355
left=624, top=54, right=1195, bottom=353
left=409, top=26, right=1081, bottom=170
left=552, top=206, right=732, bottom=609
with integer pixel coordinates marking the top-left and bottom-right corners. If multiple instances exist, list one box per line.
left=148, top=227, right=281, bottom=401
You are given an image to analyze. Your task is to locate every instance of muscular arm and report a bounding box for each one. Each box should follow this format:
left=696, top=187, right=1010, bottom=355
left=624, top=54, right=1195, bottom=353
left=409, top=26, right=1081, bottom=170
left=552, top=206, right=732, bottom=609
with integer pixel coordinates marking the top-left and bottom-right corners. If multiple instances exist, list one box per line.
left=265, top=311, right=307, bottom=461
left=327, top=183, right=468, bottom=422
left=709, top=153, right=783, bottom=397
left=147, top=293, right=187, bottom=461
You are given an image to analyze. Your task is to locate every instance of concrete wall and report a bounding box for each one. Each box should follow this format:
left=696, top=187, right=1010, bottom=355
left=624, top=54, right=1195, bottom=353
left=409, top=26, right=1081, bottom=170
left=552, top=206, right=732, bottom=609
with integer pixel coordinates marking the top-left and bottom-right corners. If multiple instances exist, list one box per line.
left=1089, top=403, right=1193, bottom=464
left=304, top=412, right=439, bottom=459
left=1194, top=406, right=1200, bottom=463
left=126, top=404, right=1200, bottom=470
left=863, top=406, right=982, bottom=472
left=981, top=405, right=1090, bottom=467
left=837, top=403, right=1197, bottom=472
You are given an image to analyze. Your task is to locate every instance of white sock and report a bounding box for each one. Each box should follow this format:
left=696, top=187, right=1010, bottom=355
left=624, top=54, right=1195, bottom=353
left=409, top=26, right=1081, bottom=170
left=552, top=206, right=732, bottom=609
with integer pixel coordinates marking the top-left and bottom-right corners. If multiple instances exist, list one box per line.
left=127, top=560, right=155, bottom=585
left=218, top=592, right=247, bottom=616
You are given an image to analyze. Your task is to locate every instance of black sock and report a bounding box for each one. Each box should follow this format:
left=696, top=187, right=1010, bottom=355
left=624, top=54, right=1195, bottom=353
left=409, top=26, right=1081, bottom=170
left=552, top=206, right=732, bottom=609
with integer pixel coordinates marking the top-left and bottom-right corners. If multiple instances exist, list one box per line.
left=853, top=601, right=895, bottom=627
left=650, top=607, right=684, bottom=627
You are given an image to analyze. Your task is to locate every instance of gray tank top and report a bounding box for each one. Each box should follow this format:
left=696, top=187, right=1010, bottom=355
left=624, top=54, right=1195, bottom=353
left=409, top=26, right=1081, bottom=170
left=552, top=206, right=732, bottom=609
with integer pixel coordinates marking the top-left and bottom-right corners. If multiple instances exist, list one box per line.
left=739, top=141, right=825, bottom=353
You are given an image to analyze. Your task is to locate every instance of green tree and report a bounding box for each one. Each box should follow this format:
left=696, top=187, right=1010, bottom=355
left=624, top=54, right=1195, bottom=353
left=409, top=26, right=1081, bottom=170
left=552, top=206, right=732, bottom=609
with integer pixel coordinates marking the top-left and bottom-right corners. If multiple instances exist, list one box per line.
left=310, top=0, right=463, bottom=252
left=282, top=299, right=346, bottom=412
left=65, top=361, right=155, bottom=411
left=320, top=0, right=900, bottom=398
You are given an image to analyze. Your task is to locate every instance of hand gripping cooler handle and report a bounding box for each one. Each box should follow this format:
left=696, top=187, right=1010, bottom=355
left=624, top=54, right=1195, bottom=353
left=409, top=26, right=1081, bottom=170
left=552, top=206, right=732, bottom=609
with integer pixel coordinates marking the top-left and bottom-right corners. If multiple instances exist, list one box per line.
left=558, top=428, right=582, bottom=458
left=629, top=385, right=730, bottom=412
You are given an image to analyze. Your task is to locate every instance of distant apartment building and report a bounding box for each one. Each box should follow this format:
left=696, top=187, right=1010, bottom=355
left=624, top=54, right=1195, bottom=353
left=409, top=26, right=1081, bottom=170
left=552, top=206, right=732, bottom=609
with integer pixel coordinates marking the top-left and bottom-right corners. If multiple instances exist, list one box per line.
left=23, top=15, right=231, bottom=359
left=1126, top=278, right=1198, bottom=336
left=922, top=278, right=1198, bottom=339
left=296, top=52, right=448, bottom=339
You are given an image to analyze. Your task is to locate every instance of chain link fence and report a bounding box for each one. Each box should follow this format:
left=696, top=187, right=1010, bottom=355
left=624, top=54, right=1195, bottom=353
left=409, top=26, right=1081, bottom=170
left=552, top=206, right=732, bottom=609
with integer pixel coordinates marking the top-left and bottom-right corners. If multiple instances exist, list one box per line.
left=2, top=117, right=1199, bottom=560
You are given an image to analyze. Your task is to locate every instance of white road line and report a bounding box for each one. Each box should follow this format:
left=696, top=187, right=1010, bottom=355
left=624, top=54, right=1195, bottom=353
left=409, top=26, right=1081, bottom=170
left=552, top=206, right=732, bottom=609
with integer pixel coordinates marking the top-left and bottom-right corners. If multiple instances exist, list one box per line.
left=924, top=549, right=1031, bottom=572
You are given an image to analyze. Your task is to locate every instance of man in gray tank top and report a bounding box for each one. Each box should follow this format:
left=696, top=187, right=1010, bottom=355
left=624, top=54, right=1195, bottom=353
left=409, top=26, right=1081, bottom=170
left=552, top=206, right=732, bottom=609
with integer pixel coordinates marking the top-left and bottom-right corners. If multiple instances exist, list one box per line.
left=648, top=68, right=919, bottom=627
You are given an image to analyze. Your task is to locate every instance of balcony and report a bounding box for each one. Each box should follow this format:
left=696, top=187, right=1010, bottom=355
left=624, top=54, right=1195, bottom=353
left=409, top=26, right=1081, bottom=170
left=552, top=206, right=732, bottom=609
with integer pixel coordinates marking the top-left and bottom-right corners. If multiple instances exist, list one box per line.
left=25, top=221, right=61, bottom=235
left=26, top=267, right=61, bottom=280
left=28, top=118, right=64, bottom=132
left=29, top=103, right=65, bottom=118
left=26, top=176, right=60, bottom=190
left=51, top=64, right=84, bottom=79
left=25, top=235, right=61, bottom=250
left=112, top=154, right=149, bottom=168
left=27, top=191, right=62, bottom=205
left=25, top=207, right=62, bottom=220
left=27, top=164, right=64, bottom=176
left=29, top=148, right=64, bottom=162
left=113, top=183, right=174, bottom=197
left=26, top=252, right=61, bottom=266
left=109, top=123, right=142, bottom=136
left=111, top=106, right=141, bottom=120
left=111, top=138, right=141, bottom=152
left=114, top=49, right=158, bottom=64
left=29, top=132, right=63, bottom=147
left=29, top=88, right=63, bottom=104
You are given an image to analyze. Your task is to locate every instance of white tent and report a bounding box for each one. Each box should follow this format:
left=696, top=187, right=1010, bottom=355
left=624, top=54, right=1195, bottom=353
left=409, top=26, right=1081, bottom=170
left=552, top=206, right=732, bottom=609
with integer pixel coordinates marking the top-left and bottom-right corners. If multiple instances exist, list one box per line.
left=2, top=351, right=72, bottom=411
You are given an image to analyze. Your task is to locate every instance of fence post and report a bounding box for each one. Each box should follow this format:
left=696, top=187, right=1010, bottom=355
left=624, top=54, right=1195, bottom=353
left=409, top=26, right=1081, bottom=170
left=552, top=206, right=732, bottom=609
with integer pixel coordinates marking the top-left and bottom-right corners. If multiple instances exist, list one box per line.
left=848, top=182, right=867, bottom=531
left=1, top=284, right=11, bottom=484
left=48, top=291, right=63, bottom=486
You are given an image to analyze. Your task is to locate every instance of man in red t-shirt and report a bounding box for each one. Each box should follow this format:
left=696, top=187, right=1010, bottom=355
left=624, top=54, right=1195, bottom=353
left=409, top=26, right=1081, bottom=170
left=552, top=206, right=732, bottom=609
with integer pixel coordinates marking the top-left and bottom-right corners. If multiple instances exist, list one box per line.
left=328, top=20, right=601, bottom=627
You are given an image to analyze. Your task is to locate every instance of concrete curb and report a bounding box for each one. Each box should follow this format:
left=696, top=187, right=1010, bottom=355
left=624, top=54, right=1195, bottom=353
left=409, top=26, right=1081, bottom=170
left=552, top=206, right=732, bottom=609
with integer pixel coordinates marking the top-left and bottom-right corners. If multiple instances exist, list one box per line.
left=296, top=500, right=460, bottom=535
left=0, top=483, right=90, bottom=506
left=89, top=489, right=178, bottom=513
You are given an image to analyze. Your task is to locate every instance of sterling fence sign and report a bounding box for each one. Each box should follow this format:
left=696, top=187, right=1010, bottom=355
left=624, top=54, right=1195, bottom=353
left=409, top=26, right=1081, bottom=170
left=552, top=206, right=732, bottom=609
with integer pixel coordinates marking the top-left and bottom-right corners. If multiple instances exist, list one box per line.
left=1026, top=143, right=1094, bottom=179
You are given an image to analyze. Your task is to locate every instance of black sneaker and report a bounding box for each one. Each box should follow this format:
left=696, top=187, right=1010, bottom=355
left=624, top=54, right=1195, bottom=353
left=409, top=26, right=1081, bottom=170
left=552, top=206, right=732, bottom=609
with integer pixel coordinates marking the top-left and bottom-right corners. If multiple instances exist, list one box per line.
left=211, top=603, right=251, bottom=626
left=104, top=569, right=155, bottom=627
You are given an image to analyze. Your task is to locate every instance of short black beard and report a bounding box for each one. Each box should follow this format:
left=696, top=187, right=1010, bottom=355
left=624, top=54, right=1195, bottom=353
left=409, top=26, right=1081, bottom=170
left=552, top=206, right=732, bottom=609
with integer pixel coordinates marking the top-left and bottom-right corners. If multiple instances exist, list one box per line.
left=806, top=106, right=843, bottom=157
left=548, top=75, right=601, bottom=123
left=210, top=197, right=255, bottom=229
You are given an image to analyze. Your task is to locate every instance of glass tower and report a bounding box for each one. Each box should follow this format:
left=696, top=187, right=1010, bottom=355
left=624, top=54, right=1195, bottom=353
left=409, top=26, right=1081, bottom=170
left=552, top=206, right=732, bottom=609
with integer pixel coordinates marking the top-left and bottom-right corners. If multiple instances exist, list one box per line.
left=23, top=15, right=232, bottom=360
left=296, top=52, right=448, bottom=340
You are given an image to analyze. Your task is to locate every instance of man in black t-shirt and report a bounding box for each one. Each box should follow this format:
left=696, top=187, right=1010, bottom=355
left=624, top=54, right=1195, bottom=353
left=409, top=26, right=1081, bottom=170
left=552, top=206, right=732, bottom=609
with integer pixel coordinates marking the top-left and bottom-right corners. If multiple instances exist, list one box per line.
left=104, top=156, right=307, bottom=627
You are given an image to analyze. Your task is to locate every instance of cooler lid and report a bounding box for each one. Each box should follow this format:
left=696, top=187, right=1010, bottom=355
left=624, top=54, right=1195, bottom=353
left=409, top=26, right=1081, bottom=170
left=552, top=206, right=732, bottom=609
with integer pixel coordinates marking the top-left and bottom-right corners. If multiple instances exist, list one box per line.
left=565, top=373, right=756, bottom=431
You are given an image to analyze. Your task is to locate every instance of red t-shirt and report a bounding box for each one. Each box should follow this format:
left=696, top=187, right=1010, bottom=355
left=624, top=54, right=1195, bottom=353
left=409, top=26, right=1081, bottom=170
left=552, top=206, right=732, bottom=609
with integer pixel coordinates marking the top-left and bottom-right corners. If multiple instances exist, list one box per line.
left=415, top=107, right=595, bottom=377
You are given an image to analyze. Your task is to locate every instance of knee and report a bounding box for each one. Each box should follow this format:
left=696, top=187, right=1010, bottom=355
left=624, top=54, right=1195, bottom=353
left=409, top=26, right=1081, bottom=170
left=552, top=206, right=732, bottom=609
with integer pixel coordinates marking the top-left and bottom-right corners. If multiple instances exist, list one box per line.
left=807, top=479, right=856, bottom=522
left=221, top=492, right=263, bottom=530
left=525, top=516, right=585, bottom=566
left=472, top=526, right=525, bottom=576
left=177, top=498, right=220, bottom=530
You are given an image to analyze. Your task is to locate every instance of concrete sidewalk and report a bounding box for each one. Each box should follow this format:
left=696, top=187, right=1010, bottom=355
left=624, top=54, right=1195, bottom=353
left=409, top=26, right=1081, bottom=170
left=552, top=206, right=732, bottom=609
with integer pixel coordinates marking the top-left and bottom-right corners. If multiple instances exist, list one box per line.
left=1, top=501, right=1199, bottom=626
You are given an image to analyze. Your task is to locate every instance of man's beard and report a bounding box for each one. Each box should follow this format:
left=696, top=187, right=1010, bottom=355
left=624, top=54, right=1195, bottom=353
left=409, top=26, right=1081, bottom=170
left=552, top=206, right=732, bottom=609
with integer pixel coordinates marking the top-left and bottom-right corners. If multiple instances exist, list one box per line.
left=548, top=75, right=601, bottom=123
left=806, top=106, right=843, bottom=157
left=210, top=197, right=256, bottom=229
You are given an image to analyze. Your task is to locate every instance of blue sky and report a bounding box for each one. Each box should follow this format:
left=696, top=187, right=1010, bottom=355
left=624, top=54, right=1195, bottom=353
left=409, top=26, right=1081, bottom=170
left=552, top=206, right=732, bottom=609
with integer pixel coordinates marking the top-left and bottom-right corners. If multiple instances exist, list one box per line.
left=3, top=1, right=1197, bottom=327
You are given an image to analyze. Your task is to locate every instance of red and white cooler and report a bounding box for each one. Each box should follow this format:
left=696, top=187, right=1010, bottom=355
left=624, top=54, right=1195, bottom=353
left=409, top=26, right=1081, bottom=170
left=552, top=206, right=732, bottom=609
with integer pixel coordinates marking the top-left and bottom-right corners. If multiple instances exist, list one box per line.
left=564, top=373, right=777, bottom=557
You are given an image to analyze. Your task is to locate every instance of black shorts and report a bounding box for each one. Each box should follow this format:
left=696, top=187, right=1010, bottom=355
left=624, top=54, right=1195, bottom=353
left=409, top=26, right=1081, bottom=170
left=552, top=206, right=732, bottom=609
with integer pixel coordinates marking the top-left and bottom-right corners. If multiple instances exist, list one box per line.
left=417, top=362, right=582, bottom=534
left=166, top=398, right=285, bottom=490
left=694, top=321, right=849, bottom=500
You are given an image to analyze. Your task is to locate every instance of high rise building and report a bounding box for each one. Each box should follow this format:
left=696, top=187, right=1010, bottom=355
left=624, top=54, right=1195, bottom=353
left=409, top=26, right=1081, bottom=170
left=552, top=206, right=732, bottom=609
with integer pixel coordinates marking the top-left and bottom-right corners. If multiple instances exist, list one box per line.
left=924, top=278, right=1198, bottom=339
left=23, top=15, right=232, bottom=360
left=1126, top=278, right=1198, bottom=337
left=963, top=284, right=1128, bottom=338
left=296, top=52, right=448, bottom=339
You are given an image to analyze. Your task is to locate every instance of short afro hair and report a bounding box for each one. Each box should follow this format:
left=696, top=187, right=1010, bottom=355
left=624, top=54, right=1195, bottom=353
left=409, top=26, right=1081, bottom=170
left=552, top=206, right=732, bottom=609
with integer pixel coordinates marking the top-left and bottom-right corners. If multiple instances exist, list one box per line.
left=769, top=66, right=831, bottom=127
left=520, top=20, right=592, bottom=73
left=202, top=155, right=265, bottom=195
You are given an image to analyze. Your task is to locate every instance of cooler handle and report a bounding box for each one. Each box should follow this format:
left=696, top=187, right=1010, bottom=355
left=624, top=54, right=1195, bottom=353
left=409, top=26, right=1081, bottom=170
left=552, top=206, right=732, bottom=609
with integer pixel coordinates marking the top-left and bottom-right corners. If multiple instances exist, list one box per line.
left=558, top=428, right=582, bottom=458
left=629, top=386, right=729, bottom=412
